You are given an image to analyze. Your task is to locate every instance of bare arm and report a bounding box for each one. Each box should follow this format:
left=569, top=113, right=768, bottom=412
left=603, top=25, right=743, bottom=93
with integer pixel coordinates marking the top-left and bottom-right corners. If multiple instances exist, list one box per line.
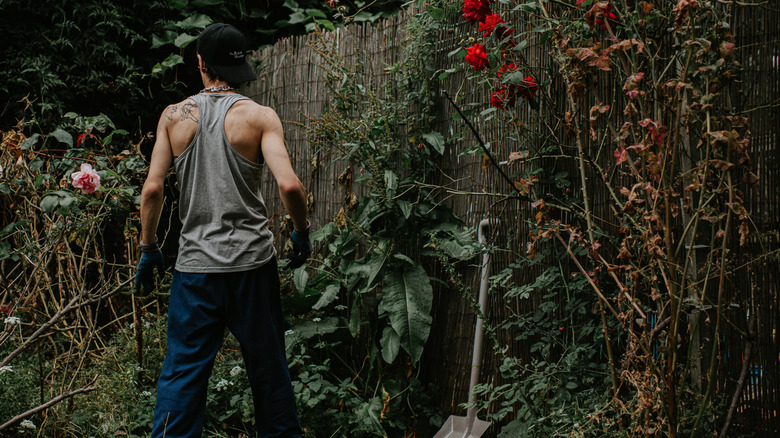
left=139, top=110, right=174, bottom=245
left=259, top=108, right=308, bottom=230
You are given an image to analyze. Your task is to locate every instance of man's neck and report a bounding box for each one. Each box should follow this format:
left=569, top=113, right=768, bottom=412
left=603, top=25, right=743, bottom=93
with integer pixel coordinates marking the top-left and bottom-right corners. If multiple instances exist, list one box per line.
left=200, top=81, right=236, bottom=93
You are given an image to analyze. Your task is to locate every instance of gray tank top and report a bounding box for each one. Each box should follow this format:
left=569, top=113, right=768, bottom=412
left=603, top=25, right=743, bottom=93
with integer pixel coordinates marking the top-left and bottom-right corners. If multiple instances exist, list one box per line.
left=173, top=93, right=276, bottom=273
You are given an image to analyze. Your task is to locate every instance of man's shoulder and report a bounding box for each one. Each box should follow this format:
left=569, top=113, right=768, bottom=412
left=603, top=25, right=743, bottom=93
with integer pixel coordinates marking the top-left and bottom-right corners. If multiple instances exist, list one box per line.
left=161, top=98, right=199, bottom=125
left=232, top=99, right=281, bottom=127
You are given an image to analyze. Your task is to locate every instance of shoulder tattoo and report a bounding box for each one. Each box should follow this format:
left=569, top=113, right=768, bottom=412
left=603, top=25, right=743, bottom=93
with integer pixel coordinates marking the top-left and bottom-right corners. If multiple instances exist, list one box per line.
left=165, top=105, right=178, bottom=121
left=181, top=102, right=198, bottom=123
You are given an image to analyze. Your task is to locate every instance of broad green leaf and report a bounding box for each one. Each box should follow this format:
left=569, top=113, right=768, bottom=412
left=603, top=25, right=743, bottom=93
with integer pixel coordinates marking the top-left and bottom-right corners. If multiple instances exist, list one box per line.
left=152, top=54, right=184, bottom=76
left=315, top=19, right=335, bottom=32
left=305, top=8, right=327, bottom=18
left=40, top=195, right=60, bottom=213
left=293, top=266, right=310, bottom=293
left=284, top=316, right=341, bottom=352
left=50, top=129, right=73, bottom=147
left=287, top=11, right=308, bottom=25
left=378, top=262, right=433, bottom=363
left=397, top=200, right=412, bottom=219
left=174, top=33, right=198, bottom=48
left=380, top=326, right=401, bottom=363
left=312, top=282, right=340, bottom=310
left=176, top=14, right=212, bottom=30
left=20, top=133, right=39, bottom=150
left=311, top=222, right=335, bottom=242
left=0, top=242, right=10, bottom=260
left=366, top=249, right=388, bottom=289
left=422, top=131, right=446, bottom=155
left=59, top=194, right=78, bottom=210
left=150, top=31, right=178, bottom=49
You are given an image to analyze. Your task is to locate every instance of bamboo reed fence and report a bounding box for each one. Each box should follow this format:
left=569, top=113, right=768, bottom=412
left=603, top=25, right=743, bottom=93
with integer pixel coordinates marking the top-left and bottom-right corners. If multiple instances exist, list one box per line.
left=242, top=3, right=779, bottom=436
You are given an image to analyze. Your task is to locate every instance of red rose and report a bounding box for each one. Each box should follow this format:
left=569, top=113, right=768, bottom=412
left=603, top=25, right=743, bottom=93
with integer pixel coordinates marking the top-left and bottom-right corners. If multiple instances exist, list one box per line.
left=491, top=85, right=516, bottom=109
left=517, top=75, right=539, bottom=99
left=462, top=0, right=492, bottom=24
left=465, top=43, right=489, bottom=70
left=479, top=13, right=509, bottom=38
left=594, top=3, right=621, bottom=30
left=497, top=62, right=519, bottom=79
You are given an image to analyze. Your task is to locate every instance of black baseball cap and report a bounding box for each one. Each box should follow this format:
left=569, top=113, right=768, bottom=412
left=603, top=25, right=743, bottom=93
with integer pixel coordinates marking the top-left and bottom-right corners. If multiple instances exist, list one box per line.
left=197, top=23, right=257, bottom=84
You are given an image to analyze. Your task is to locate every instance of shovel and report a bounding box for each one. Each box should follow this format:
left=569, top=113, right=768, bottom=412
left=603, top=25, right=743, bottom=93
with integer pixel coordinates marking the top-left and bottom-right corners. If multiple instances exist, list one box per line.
left=434, top=219, right=495, bottom=438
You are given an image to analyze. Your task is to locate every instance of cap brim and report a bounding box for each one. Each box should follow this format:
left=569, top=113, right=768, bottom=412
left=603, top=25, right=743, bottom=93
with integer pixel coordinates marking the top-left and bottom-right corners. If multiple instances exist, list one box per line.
left=212, top=62, right=257, bottom=84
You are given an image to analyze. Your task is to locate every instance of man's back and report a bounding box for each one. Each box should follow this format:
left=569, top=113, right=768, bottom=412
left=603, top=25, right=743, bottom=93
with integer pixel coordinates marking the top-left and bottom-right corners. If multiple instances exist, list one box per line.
left=162, top=94, right=271, bottom=164
left=171, top=93, right=276, bottom=273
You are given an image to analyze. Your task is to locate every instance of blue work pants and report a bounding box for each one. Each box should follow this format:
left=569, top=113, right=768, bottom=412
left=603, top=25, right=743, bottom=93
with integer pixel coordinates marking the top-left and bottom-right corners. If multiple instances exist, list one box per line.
left=152, top=260, right=302, bottom=437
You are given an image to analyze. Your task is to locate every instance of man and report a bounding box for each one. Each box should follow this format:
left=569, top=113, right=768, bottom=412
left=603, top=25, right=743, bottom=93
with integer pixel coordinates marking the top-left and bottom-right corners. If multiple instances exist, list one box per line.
left=135, top=23, right=309, bottom=438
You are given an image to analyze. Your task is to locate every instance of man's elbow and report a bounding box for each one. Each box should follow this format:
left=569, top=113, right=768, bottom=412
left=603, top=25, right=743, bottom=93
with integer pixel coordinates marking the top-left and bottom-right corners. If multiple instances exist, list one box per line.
left=141, top=180, right=165, bottom=204
left=278, top=179, right=305, bottom=199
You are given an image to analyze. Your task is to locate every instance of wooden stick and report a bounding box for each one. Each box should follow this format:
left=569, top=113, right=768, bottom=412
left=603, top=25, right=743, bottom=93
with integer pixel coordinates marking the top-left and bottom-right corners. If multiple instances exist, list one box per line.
left=0, top=375, right=99, bottom=431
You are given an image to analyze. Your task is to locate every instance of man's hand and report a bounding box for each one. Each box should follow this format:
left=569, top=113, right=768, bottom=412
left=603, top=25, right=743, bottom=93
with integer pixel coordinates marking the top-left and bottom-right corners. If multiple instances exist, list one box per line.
left=284, top=227, right=311, bottom=270
left=135, top=241, right=164, bottom=293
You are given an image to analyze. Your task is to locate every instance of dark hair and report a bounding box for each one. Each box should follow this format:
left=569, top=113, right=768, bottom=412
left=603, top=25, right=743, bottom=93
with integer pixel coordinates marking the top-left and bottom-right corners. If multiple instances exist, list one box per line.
left=202, top=62, right=238, bottom=89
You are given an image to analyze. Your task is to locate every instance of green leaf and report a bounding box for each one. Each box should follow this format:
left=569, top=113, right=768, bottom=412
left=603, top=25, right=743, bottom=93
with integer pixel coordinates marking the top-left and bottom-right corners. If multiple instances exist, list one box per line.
left=378, top=262, right=433, bottom=363
left=397, top=200, right=412, bottom=219
left=293, top=266, right=310, bottom=293
left=315, top=19, right=335, bottom=32
left=40, top=195, right=60, bottom=213
left=422, top=131, right=446, bottom=154
left=152, top=54, right=184, bottom=76
left=50, top=129, right=73, bottom=147
left=20, top=133, right=39, bottom=150
left=176, top=14, right=212, bottom=30
left=349, top=301, right=361, bottom=337
left=287, top=11, right=308, bottom=25
left=384, top=170, right=398, bottom=198
left=0, top=242, right=10, bottom=261
left=174, top=33, right=198, bottom=48
left=366, top=249, right=388, bottom=289
left=151, top=31, right=178, bottom=49
left=312, top=282, right=340, bottom=310
left=380, top=326, right=401, bottom=363
left=34, top=174, right=50, bottom=188
left=305, top=8, right=327, bottom=18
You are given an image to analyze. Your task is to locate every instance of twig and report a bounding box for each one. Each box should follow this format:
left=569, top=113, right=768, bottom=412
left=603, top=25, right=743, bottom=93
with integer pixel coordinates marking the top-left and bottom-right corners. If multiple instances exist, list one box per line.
left=441, top=90, right=531, bottom=202
left=0, top=375, right=99, bottom=431
left=718, top=313, right=755, bottom=438
left=0, top=277, right=134, bottom=369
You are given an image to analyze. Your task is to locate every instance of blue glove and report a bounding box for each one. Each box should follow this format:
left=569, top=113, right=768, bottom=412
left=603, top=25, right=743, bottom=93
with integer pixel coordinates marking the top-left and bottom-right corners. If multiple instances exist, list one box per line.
left=135, top=241, right=164, bottom=293
left=284, top=225, right=311, bottom=270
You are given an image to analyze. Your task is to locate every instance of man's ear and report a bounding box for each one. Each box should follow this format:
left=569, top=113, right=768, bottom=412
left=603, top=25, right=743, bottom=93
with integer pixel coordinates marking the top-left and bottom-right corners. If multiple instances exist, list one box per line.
left=196, top=54, right=206, bottom=72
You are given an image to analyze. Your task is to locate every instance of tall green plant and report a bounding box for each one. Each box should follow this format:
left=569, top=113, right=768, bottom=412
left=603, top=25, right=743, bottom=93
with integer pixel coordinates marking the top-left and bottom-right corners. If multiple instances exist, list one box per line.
left=288, top=3, right=477, bottom=436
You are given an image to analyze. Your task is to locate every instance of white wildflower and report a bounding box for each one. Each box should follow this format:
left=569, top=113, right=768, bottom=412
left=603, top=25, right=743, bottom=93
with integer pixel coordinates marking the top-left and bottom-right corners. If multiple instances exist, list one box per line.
left=4, top=316, right=20, bottom=325
left=230, top=366, right=243, bottom=377
left=334, top=305, right=347, bottom=311
left=20, top=419, right=36, bottom=429
left=142, top=390, right=152, bottom=397
left=312, top=317, right=322, bottom=322
left=0, top=366, right=13, bottom=374
left=284, top=329, right=294, bottom=336
left=215, top=379, right=232, bottom=391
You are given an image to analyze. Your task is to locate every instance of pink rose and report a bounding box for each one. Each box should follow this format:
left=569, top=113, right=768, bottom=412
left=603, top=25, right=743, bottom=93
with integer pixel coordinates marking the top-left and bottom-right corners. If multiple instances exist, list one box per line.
left=71, top=163, right=101, bottom=194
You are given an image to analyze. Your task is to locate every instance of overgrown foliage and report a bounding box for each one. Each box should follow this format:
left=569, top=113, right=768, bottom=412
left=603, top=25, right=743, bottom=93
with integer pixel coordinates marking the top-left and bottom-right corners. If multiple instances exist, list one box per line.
left=445, top=0, right=772, bottom=437
left=0, top=0, right=403, bottom=134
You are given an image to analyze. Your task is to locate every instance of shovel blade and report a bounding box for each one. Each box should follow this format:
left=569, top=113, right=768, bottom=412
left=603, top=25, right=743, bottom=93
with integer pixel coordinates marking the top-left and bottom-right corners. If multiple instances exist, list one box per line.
left=433, top=415, right=491, bottom=438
